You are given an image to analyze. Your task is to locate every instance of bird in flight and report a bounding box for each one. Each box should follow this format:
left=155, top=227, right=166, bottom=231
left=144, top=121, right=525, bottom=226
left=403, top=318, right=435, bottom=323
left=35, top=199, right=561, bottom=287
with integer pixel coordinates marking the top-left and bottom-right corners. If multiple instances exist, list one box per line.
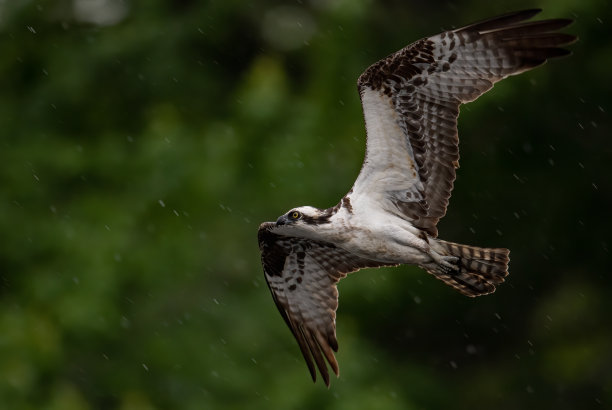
left=258, top=9, right=576, bottom=386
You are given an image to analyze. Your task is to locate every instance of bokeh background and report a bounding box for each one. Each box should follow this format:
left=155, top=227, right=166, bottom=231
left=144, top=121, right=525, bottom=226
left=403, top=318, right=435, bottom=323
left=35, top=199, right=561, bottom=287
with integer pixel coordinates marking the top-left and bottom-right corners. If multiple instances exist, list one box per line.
left=1, top=0, right=610, bottom=409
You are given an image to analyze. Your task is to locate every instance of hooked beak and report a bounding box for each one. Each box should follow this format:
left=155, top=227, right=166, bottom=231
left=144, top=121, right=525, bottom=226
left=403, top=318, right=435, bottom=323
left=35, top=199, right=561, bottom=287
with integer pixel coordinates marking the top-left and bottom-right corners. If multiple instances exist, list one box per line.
left=275, top=215, right=288, bottom=226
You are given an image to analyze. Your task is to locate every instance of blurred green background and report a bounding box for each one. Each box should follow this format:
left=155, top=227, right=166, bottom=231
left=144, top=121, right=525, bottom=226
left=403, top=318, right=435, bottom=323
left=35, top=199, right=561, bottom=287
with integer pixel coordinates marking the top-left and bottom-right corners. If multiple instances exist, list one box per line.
left=1, top=0, right=610, bottom=409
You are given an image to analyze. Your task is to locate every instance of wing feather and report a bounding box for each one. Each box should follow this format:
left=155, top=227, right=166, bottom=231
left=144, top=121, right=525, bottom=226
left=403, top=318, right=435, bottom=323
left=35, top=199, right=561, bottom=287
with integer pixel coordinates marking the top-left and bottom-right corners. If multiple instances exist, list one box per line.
left=258, top=222, right=395, bottom=386
left=352, top=9, right=576, bottom=236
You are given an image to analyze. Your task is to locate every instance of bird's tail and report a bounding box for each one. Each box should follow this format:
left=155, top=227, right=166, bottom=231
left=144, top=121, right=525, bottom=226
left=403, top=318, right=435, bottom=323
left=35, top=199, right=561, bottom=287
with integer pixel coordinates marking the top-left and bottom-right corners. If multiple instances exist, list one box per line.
left=427, top=240, right=510, bottom=297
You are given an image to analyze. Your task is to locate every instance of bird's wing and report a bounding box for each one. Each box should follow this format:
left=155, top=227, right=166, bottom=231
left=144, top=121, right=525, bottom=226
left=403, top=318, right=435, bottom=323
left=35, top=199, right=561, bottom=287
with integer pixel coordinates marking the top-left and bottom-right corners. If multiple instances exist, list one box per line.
left=258, top=222, right=396, bottom=386
left=351, top=9, right=576, bottom=237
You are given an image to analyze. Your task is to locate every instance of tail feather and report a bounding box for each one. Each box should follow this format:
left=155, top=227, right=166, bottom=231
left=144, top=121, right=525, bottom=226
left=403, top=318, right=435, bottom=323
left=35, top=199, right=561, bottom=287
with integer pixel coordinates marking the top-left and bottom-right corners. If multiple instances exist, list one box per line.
left=428, top=240, right=510, bottom=297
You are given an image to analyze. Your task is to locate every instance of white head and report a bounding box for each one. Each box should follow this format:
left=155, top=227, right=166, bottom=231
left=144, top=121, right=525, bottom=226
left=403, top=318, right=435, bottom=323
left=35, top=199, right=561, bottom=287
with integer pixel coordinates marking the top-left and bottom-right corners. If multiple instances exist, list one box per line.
left=273, top=206, right=332, bottom=239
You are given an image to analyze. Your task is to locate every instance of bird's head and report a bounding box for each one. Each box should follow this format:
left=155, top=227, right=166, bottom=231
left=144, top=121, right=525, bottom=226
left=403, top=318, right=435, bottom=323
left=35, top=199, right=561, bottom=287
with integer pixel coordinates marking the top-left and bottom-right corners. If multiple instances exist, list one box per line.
left=273, top=206, right=331, bottom=238
left=275, top=206, right=320, bottom=226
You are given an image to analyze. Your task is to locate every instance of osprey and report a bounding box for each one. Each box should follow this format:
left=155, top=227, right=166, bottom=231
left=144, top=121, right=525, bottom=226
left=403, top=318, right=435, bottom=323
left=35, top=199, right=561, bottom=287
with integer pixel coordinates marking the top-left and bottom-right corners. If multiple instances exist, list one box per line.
left=258, top=9, right=575, bottom=386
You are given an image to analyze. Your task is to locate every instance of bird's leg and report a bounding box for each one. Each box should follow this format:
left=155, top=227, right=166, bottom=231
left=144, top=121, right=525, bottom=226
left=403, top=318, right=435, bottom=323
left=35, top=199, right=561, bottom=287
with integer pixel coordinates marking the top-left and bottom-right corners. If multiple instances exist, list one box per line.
left=400, top=229, right=460, bottom=272
left=429, top=250, right=460, bottom=273
left=387, top=227, right=459, bottom=271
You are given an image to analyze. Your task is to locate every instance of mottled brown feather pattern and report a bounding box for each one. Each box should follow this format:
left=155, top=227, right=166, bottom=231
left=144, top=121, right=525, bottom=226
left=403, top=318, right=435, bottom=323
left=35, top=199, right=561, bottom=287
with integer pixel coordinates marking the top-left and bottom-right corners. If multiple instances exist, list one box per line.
left=258, top=9, right=575, bottom=387
left=357, top=9, right=576, bottom=237
left=258, top=222, right=396, bottom=386
left=430, top=240, right=510, bottom=296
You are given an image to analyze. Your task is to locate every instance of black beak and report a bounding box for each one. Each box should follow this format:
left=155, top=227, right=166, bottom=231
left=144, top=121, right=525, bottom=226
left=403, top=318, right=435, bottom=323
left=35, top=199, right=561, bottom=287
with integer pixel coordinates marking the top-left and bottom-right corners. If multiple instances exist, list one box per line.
left=275, top=215, right=288, bottom=226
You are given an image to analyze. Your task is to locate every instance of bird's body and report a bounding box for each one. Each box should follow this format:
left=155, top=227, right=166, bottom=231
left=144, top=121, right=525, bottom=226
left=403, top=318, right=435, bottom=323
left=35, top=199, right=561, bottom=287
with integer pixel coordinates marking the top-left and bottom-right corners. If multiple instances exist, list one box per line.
left=258, top=9, right=576, bottom=387
left=277, top=201, right=430, bottom=264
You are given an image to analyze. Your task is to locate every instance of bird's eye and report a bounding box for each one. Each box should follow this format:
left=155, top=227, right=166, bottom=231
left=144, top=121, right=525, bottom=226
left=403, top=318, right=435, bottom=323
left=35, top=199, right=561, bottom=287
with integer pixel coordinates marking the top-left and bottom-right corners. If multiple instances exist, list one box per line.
left=290, top=211, right=301, bottom=220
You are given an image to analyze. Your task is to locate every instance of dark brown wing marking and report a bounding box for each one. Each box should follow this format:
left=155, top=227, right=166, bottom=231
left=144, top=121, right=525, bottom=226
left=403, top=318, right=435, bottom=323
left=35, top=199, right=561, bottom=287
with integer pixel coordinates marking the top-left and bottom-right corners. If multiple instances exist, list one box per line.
left=354, top=9, right=576, bottom=237
left=258, top=222, right=395, bottom=386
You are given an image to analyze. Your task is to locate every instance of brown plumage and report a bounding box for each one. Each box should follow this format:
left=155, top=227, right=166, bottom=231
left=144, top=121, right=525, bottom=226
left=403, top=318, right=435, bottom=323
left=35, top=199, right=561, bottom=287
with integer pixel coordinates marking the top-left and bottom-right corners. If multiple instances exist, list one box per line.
left=258, top=9, right=576, bottom=387
left=357, top=9, right=576, bottom=237
left=258, top=223, right=396, bottom=386
left=429, top=240, right=510, bottom=296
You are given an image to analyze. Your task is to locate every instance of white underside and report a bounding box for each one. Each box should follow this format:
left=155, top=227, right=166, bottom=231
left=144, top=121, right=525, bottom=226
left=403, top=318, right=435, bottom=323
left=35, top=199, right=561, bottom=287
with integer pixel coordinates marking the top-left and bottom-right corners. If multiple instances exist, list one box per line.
left=272, top=90, right=438, bottom=266
left=284, top=200, right=434, bottom=266
left=352, top=88, right=423, bottom=204
left=343, top=206, right=432, bottom=264
left=334, top=88, right=429, bottom=264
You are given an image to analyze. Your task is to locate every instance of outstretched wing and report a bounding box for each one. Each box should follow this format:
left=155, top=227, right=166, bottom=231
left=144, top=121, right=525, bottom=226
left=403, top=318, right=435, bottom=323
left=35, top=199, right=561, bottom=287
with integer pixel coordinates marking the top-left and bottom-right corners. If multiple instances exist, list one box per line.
left=352, top=9, right=576, bottom=237
left=258, top=222, right=395, bottom=386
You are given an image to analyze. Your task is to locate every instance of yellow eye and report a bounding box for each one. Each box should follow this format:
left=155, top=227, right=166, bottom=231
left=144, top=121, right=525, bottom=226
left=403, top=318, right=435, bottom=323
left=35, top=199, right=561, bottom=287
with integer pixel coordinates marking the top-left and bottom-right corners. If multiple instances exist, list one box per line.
left=290, top=211, right=301, bottom=220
